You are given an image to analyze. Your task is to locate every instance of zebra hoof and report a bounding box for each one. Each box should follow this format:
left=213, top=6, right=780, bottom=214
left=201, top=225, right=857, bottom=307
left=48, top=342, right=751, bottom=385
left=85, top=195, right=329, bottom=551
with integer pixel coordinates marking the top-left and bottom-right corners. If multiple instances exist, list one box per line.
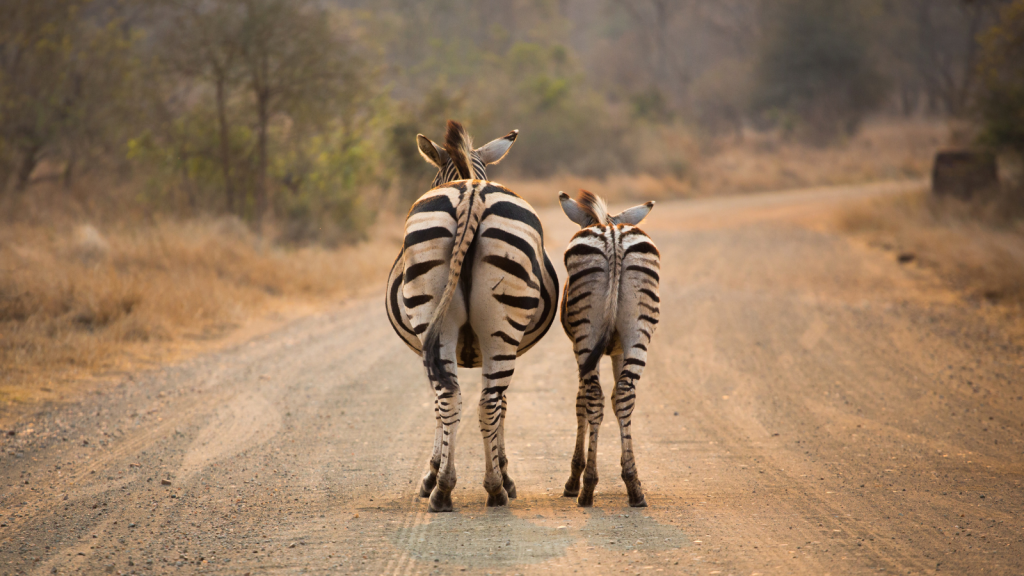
left=419, top=473, right=437, bottom=498
left=563, top=477, right=580, bottom=497
left=486, top=488, right=509, bottom=507
left=427, top=488, right=453, bottom=513
left=629, top=494, right=648, bottom=508
left=503, top=477, right=517, bottom=499
left=624, top=475, right=645, bottom=507
left=576, top=492, right=594, bottom=507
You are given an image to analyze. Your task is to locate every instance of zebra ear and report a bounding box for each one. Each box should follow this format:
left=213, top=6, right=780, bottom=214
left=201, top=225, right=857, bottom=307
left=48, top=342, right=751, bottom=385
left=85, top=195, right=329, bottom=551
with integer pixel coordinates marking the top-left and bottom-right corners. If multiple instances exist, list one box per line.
left=417, top=134, right=449, bottom=168
left=476, top=129, right=518, bottom=165
left=559, top=192, right=595, bottom=228
left=611, top=201, right=655, bottom=226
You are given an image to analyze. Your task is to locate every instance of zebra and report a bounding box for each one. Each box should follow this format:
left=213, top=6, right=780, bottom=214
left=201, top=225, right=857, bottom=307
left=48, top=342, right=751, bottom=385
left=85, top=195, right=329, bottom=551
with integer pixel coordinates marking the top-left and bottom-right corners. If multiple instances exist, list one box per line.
left=557, top=190, right=660, bottom=508
left=385, top=120, right=560, bottom=512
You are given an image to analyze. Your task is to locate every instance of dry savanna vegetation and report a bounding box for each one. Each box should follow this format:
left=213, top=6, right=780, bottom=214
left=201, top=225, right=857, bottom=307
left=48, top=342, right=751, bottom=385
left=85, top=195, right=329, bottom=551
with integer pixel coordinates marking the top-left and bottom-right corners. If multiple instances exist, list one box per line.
left=506, top=118, right=946, bottom=207
left=3, top=0, right=1024, bottom=410
left=833, top=182, right=1024, bottom=342
left=0, top=194, right=400, bottom=404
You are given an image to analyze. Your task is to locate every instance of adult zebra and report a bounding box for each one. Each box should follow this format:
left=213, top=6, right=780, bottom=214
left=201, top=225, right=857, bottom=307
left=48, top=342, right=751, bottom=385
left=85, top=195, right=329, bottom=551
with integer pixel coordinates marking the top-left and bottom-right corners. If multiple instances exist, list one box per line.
left=557, top=190, right=660, bottom=508
left=385, top=121, right=560, bottom=512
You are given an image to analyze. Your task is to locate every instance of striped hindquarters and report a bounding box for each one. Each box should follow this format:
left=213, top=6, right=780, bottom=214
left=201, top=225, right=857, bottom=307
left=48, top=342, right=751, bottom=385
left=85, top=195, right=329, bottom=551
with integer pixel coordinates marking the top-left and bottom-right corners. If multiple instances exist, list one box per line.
left=618, top=226, right=660, bottom=348
left=560, top=223, right=660, bottom=374
left=385, top=181, right=559, bottom=367
left=385, top=183, right=465, bottom=355
left=474, top=182, right=559, bottom=358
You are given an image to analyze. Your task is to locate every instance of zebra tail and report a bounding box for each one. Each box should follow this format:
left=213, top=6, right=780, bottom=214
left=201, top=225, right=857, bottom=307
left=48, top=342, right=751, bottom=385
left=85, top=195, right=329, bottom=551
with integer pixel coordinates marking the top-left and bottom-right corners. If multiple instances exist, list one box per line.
left=578, top=238, right=619, bottom=380
left=443, top=120, right=476, bottom=180
left=580, top=268, right=619, bottom=379
left=421, top=185, right=484, bottom=389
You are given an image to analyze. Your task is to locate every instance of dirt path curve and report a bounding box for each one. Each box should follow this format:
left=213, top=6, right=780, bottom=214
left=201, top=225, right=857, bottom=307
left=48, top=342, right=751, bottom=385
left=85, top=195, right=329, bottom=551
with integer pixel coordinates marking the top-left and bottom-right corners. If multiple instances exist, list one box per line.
left=2, top=181, right=1022, bottom=576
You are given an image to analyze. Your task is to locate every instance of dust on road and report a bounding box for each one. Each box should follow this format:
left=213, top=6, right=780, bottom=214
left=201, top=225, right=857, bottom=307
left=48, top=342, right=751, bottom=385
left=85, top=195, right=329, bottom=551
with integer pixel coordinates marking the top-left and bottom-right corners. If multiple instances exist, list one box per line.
left=2, top=182, right=1022, bottom=575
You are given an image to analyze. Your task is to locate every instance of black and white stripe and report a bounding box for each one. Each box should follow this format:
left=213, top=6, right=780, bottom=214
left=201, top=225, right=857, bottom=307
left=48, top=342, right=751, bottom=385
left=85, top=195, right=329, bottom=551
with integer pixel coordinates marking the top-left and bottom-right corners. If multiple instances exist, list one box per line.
left=385, top=121, right=559, bottom=512
left=557, top=190, right=660, bottom=508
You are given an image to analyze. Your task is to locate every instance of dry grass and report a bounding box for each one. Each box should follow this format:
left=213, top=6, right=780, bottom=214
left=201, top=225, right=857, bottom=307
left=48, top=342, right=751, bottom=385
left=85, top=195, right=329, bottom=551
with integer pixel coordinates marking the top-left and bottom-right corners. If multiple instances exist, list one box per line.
left=834, top=188, right=1024, bottom=309
left=503, top=117, right=950, bottom=205
left=694, top=118, right=948, bottom=194
left=500, top=173, right=691, bottom=208
left=0, top=215, right=400, bottom=404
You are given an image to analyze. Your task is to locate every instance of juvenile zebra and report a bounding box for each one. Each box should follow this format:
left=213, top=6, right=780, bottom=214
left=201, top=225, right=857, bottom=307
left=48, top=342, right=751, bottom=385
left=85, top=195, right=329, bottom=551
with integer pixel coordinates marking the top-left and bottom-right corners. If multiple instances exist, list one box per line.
left=558, top=190, right=660, bottom=508
left=385, top=121, right=560, bottom=512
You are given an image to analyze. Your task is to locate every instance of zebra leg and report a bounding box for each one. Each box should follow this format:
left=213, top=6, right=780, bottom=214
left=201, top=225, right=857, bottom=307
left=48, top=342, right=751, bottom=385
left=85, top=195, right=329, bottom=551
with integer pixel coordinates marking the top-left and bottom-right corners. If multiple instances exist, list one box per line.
left=479, top=386, right=508, bottom=507
left=479, top=354, right=518, bottom=507
left=612, top=352, right=647, bottom=508
left=496, top=393, right=516, bottom=498
left=578, top=371, right=605, bottom=507
left=419, top=397, right=443, bottom=497
left=563, top=381, right=589, bottom=498
left=427, top=352, right=462, bottom=513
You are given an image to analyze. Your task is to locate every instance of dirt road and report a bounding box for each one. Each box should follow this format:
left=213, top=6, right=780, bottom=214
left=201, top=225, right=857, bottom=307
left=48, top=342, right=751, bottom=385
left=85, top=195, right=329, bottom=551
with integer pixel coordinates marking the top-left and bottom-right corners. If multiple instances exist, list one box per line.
left=2, top=182, right=1022, bottom=575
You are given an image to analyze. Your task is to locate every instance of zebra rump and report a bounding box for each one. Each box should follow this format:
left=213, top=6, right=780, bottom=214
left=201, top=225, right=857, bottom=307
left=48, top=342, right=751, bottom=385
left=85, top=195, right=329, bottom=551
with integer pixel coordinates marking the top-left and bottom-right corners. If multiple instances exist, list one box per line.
left=562, top=190, right=657, bottom=380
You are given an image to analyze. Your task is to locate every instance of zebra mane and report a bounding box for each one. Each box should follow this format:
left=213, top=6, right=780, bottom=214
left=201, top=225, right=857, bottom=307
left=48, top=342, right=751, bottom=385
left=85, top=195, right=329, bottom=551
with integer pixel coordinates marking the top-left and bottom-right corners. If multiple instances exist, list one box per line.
left=576, top=190, right=609, bottom=225
left=443, top=120, right=476, bottom=180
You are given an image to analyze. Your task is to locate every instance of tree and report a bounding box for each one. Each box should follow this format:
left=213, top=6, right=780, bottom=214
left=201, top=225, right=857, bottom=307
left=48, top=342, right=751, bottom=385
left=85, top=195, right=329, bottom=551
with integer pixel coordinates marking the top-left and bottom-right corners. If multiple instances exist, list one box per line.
left=235, top=0, right=360, bottom=229
left=0, top=0, right=136, bottom=192
left=976, top=0, right=1024, bottom=157
left=610, top=0, right=693, bottom=95
left=879, top=0, right=1003, bottom=117
left=140, top=0, right=371, bottom=231
left=153, top=0, right=245, bottom=213
left=751, top=0, right=887, bottom=144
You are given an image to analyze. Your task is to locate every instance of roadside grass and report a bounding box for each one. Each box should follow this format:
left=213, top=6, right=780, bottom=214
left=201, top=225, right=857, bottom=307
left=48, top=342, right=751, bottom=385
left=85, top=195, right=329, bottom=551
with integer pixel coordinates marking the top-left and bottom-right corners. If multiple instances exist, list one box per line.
left=0, top=215, right=400, bottom=406
left=500, top=172, right=691, bottom=208
left=834, top=187, right=1024, bottom=311
left=693, top=117, right=945, bottom=195
left=503, top=118, right=946, bottom=207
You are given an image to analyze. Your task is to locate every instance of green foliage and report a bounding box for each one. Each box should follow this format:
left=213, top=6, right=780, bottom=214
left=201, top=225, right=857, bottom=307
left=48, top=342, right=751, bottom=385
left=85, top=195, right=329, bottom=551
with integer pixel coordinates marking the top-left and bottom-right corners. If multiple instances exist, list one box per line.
left=0, top=0, right=139, bottom=191
left=470, top=42, right=629, bottom=177
left=387, top=88, right=465, bottom=203
left=273, top=126, right=379, bottom=246
left=976, top=0, right=1024, bottom=157
left=630, top=88, right=673, bottom=123
left=132, top=0, right=377, bottom=241
left=126, top=110, right=257, bottom=214
left=752, top=0, right=888, bottom=144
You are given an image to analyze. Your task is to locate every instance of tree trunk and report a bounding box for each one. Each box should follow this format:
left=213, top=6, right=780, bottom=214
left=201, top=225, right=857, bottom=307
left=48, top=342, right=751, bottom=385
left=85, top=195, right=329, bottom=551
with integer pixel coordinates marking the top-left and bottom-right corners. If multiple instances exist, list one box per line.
left=953, top=3, right=984, bottom=117
left=0, top=155, right=14, bottom=195
left=254, top=89, right=269, bottom=232
left=63, top=149, right=76, bottom=190
left=216, top=77, right=236, bottom=214
left=15, top=145, right=40, bottom=191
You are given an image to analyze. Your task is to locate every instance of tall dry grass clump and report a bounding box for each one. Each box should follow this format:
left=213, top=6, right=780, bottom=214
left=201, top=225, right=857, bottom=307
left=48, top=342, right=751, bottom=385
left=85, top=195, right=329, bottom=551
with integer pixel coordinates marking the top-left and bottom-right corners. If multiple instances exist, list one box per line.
left=0, top=217, right=398, bottom=400
left=836, top=187, right=1024, bottom=307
